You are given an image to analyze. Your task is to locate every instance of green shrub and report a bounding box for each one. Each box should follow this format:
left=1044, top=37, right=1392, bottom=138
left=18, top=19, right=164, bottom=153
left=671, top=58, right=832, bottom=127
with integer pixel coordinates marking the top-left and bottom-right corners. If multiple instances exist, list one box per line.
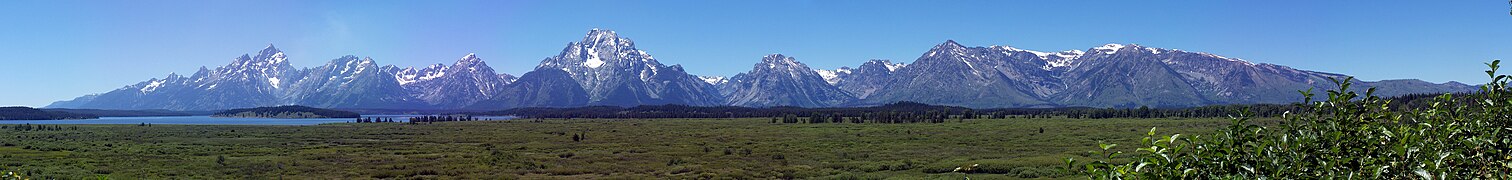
left=1072, top=60, right=1512, bottom=179
left=2, top=170, right=25, bottom=180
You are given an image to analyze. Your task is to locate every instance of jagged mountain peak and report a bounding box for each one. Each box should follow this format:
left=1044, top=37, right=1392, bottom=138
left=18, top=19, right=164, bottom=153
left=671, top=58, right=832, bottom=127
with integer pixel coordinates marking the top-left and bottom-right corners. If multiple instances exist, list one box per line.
left=230, top=44, right=291, bottom=69
left=255, top=45, right=285, bottom=62
left=859, top=59, right=906, bottom=72
left=723, top=54, right=856, bottom=107
left=932, top=40, right=966, bottom=51
left=452, top=53, right=488, bottom=68
left=538, top=28, right=659, bottom=71
left=533, top=28, right=718, bottom=106
left=261, top=43, right=278, bottom=51
left=578, top=29, right=634, bottom=49
left=922, top=40, right=976, bottom=61
left=330, top=55, right=361, bottom=62
left=235, top=54, right=252, bottom=61
left=584, top=28, right=620, bottom=40
left=460, top=53, right=478, bottom=61
left=395, top=53, right=513, bottom=108
left=320, top=55, right=377, bottom=74
left=759, top=54, right=801, bottom=67
left=762, top=53, right=791, bottom=61
left=754, top=54, right=821, bottom=80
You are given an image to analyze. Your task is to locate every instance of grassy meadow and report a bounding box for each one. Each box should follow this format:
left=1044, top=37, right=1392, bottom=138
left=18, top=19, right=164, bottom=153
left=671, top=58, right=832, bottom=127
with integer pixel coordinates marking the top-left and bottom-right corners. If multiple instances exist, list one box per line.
left=0, top=117, right=1238, bottom=179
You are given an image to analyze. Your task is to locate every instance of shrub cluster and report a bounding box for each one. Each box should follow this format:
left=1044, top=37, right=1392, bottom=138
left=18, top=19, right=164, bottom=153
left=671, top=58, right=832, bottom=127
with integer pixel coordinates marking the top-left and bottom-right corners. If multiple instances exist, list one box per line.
left=1072, top=60, right=1512, bottom=179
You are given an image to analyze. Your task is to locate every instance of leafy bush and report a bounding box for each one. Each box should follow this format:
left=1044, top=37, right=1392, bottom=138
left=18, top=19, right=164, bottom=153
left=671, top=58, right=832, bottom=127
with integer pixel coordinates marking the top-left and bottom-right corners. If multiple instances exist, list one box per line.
left=2, top=170, right=26, bottom=180
left=1071, top=60, right=1512, bottom=179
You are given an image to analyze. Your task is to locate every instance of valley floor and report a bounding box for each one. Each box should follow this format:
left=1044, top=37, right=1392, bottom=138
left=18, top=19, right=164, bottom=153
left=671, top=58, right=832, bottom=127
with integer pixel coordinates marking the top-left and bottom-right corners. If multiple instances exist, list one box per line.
left=0, top=117, right=1235, bottom=179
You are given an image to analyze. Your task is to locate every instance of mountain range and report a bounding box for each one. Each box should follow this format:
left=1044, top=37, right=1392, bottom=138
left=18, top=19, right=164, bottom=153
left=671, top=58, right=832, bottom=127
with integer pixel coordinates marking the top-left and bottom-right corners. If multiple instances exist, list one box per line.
left=46, top=29, right=1477, bottom=110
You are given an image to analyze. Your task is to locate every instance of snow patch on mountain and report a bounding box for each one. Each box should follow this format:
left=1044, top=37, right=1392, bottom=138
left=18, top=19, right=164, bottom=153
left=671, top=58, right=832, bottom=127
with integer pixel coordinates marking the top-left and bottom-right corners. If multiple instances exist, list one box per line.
left=1093, top=44, right=1125, bottom=54
left=267, top=77, right=281, bottom=88
left=1042, top=50, right=1086, bottom=70
left=395, top=64, right=448, bottom=85
left=885, top=63, right=905, bottom=71
left=1145, top=47, right=1163, bottom=54
left=141, top=79, right=166, bottom=92
left=1201, top=53, right=1257, bottom=66
left=814, top=68, right=851, bottom=85
left=584, top=47, right=604, bottom=68
left=699, top=76, right=727, bottom=85
left=996, top=45, right=1054, bottom=57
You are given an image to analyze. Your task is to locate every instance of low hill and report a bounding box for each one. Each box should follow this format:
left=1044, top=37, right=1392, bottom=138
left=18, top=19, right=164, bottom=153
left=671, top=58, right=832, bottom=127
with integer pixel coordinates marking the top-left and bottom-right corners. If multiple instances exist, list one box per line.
left=212, top=105, right=360, bottom=119
left=0, top=106, right=99, bottom=120
left=42, top=108, right=200, bottom=117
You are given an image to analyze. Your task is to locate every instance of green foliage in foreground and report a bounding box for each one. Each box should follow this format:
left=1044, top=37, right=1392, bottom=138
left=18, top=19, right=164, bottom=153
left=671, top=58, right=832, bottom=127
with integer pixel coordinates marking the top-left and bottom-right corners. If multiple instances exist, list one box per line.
left=0, top=116, right=1228, bottom=179
left=1074, top=60, right=1512, bottom=179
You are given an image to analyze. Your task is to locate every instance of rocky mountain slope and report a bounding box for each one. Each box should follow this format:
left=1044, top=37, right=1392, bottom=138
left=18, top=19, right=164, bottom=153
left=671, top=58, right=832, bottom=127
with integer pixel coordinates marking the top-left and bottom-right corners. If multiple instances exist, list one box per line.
left=719, top=54, right=856, bottom=107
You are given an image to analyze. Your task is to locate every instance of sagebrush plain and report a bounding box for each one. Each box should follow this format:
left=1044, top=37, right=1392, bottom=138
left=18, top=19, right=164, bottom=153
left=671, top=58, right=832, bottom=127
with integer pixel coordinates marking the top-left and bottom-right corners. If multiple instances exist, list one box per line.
left=1, top=117, right=1238, bottom=179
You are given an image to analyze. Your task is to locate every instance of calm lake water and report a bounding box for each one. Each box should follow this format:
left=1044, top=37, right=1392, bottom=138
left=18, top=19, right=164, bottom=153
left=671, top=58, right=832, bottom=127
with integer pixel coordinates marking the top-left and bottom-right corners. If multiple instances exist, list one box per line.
left=0, top=115, right=515, bottom=125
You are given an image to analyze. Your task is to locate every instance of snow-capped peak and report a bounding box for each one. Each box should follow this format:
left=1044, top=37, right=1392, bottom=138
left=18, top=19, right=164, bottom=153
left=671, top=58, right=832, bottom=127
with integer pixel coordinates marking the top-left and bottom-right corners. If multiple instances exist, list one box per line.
left=925, top=40, right=970, bottom=61
left=761, top=54, right=801, bottom=69
left=863, top=59, right=906, bottom=72
left=457, top=53, right=482, bottom=63
left=1093, top=43, right=1126, bottom=54
left=452, top=53, right=490, bottom=72
left=580, top=29, right=630, bottom=48
left=462, top=53, right=477, bottom=60
left=937, top=40, right=964, bottom=49
left=256, top=44, right=284, bottom=62
left=586, top=28, right=618, bottom=40
left=260, top=44, right=279, bottom=53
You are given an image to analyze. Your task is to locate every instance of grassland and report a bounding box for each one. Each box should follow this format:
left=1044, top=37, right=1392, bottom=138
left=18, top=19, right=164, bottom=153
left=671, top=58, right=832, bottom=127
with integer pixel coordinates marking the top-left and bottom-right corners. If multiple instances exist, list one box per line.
left=0, top=117, right=1237, bottom=179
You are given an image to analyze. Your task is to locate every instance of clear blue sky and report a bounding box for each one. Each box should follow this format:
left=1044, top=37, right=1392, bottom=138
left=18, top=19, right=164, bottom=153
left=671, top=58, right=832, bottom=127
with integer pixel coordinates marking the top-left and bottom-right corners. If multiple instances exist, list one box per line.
left=1, top=0, right=1508, bottom=107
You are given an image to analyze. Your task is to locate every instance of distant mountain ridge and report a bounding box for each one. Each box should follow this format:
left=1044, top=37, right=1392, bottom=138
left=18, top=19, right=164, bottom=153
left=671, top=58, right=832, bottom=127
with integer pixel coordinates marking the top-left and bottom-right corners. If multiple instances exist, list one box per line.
left=47, top=29, right=1477, bottom=110
left=718, top=54, right=856, bottom=107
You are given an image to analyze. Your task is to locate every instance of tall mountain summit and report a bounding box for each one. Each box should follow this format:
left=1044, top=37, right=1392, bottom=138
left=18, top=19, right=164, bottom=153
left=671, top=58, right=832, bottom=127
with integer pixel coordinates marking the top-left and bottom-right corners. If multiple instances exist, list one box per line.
left=532, top=29, right=723, bottom=107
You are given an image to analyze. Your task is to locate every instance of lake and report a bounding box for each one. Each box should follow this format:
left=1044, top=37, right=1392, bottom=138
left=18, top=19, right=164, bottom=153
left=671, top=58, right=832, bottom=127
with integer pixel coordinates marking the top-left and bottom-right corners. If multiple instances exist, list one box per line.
left=0, top=115, right=515, bottom=125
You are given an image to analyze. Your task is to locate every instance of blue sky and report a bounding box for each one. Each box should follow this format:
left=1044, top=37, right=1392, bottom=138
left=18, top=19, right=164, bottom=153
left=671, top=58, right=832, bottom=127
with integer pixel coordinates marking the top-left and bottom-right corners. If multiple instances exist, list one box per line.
left=1, top=0, right=1509, bottom=107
